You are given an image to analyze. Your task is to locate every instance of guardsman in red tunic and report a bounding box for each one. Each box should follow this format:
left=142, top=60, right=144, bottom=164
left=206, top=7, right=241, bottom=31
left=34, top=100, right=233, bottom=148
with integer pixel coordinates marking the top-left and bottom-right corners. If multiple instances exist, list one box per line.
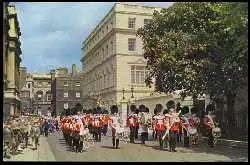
left=203, top=104, right=215, bottom=148
left=165, top=100, right=181, bottom=152
left=93, top=114, right=103, bottom=142
left=128, top=105, right=138, bottom=143
left=153, top=108, right=166, bottom=150
left=101, top=114, right=110, bottom=136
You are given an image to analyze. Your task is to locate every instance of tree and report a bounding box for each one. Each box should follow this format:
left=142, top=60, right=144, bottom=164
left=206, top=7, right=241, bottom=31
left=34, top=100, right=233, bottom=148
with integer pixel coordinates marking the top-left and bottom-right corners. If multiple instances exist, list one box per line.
left=137, top=2, right=248, bottom=129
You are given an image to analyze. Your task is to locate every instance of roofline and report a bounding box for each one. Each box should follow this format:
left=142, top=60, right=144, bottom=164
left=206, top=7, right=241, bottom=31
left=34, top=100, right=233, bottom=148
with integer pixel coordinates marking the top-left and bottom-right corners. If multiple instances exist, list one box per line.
left=82, top=3, right=118, bottom=46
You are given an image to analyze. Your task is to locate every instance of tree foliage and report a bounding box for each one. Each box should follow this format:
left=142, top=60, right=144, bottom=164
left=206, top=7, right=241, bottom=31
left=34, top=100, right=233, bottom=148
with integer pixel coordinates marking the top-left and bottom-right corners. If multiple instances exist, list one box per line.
left=137, top=2, right=248, bottom=99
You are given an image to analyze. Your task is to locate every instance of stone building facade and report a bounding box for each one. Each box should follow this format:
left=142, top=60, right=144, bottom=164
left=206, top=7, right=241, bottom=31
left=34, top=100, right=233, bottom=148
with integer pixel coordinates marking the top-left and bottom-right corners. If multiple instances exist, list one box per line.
left=51, top=65, right=85, bottom=116
left=80, top=3, right=162, bottom=110
left=3, top=2, right=22, bottom=118
left=19, top=71, right=52, bottom=116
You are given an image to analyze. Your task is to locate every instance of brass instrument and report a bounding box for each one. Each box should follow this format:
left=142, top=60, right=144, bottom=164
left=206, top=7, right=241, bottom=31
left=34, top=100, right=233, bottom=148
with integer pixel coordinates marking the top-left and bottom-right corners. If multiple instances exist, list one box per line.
left=208, top=115, right=221, bottom=145
left=162, top=110, right=181, bottom=140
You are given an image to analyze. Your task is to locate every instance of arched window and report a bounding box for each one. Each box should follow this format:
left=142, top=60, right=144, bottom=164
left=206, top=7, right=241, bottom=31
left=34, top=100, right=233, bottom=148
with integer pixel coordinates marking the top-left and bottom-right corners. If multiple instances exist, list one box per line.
left=36, top=91, right=43, bottom=100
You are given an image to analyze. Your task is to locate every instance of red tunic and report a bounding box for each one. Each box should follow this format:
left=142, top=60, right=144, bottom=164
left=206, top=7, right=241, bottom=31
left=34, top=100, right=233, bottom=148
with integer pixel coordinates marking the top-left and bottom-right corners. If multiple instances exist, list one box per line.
left=93, top=118, right=103, bottom=128
left=203, top=115, right=212, bottom=130
left=154, top=115, right=166, bottom=131
left=128, top=115, right=137, bottom=127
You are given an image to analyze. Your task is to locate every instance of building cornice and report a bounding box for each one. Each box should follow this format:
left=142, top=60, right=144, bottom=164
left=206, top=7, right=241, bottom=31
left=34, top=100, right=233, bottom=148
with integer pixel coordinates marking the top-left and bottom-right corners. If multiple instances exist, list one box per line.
left=83, top=3, right=161, bottom=46
left=83, top=4, right=117, bottom=46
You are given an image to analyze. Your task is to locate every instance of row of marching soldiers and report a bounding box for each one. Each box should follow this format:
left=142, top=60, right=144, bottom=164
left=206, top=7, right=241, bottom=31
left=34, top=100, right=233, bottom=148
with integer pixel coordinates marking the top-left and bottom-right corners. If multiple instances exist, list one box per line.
left=127, top=100, right=221, bottom=152
left=3, top=115, right=43, bottom=159
left=59, top=101, right=128, bottom=152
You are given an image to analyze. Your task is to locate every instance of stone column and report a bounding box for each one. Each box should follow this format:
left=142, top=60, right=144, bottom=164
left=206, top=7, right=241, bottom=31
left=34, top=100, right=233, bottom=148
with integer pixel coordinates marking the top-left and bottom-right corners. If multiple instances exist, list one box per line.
left=10, top=102, right=15, bottom=116
left=120, top=99, right=128, bottom=127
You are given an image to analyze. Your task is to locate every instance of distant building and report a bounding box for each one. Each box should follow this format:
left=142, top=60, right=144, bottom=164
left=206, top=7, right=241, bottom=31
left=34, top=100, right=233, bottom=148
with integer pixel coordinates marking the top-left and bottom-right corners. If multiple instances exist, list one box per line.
left=20, top=71, right=52, bottom=116
left=80, top=3, right=162, bottom=110
left=3, top=2, right=22, bottom=118
left=51, top=64, right=84, bottom=116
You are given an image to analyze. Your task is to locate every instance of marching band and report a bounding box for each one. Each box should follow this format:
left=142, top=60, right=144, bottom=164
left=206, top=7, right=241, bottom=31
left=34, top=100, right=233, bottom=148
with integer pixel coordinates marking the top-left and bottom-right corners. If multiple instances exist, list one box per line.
left=3, top=100, right=222, bottom=159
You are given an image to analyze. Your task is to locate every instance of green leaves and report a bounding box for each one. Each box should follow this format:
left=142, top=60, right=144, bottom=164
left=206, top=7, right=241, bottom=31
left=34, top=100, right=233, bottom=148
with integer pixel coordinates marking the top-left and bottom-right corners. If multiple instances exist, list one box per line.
left=137, top=2, right=248, bottom=99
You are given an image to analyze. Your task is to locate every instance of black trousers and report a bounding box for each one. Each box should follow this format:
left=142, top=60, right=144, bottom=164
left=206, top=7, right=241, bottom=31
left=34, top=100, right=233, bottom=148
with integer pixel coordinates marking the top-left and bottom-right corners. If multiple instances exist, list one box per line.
left=129, top=126, right=136, bottom=143
left=207, top=129, right=214, bottom=148
left=141, top=132, right=148, bottom=144
left=177, top=128, right=182, bottom=143
left=135, top=126, right=139, bottom=139
left=183, top=129, right=189, bottom=147
left=153, top=129, right=158, bottom=140
left=102, top=125, right=108, bottom=136
left=44, top=129, right=49, bottom=137
left=169, top=131, right=178, bottom=151
left=112, top=130, right=120, bottom=149
left=94, top=127, right=102, bottom=142
left=157, top=130, right=167, bottom=149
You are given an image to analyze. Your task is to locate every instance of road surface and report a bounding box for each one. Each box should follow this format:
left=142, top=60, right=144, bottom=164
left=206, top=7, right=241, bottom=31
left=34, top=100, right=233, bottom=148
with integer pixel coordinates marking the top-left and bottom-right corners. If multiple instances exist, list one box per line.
left=45, top=131, right=248, bottom=162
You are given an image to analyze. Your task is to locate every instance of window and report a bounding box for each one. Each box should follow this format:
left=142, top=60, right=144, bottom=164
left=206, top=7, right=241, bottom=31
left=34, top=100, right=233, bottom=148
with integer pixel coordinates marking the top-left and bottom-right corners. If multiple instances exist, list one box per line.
left=27, top=83, right=31, bottom=88
left=47, top=94, right=51, bottom=101
left=64, top=103, right=68, bottom=109
left=64, top=82, right=68, bottom=87
left=106, top=45, right=109, bottom=56
left=144, top=19, right=153, bottom=26
left=131, top=66, right=148, bottom=84
left=76, top=92, right=81, bottom=98
left=128, top=38, right=136, bottom=51
left=76, top=82, right=81, bottom=87
left=64, top=92, right=68, bottom=98
left=128, top=18, right=136, bottom=29
left=110, top=40, right=113, bottom=54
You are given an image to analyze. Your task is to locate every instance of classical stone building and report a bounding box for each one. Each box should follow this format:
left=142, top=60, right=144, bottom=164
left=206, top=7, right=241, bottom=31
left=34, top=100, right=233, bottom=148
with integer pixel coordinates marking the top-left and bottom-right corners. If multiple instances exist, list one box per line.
left=80, top=3, right=163, bottom=110
left=3, top=2, right=22, bottom=118
left=19, top=71, right=52, bottom=116
left=51, top=65, right=84, bottom=116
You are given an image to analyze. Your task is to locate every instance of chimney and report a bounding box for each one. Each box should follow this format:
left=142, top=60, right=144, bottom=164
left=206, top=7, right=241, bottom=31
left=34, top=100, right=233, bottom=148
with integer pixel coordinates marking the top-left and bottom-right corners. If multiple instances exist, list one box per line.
left=72, top=64, right=77, bottom=76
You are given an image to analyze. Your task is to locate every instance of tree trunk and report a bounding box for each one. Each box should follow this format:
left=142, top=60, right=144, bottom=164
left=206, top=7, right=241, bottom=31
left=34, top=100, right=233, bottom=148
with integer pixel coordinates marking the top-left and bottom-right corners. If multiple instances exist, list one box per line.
left=226, top=93, right=236, bottom=135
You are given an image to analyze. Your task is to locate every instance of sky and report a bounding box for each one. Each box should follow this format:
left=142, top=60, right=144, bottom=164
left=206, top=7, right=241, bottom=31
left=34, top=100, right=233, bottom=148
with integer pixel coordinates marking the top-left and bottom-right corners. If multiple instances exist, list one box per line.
left=15, top=2, right=174, bottom=73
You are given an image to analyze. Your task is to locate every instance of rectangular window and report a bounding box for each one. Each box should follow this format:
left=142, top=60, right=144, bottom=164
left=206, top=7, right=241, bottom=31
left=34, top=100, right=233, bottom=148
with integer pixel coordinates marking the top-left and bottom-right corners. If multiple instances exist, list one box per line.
left=64, top=103, right=68, bottom=109
left=64, top=82, right=68, bottom=87
left=27, top=83, right=31, bottom=88
left=76, top=82, right=81, bottom=87
left=106, top=45, right=109, bottom=56
left=47, top=94, right=51, bottom=101
left=128, top=18, right=136, bottom=29
left=64, top=92, right=68, bottom=98
left=131, top=65, right=148, bottom=84
left=128, top=38, right=136, bottom=51
left=144, top=19, right=153, bottom=26
left=110, top=40, right=113, bottom=54
left=76, top=92, right=81, bottom=98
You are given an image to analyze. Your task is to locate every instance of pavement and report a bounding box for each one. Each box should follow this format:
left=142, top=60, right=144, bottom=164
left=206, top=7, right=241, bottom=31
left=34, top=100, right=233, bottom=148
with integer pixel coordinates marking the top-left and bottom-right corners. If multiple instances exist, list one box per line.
left=4, top=129, right=248, bottom=162
left=4, top=136, right=56, bottom=161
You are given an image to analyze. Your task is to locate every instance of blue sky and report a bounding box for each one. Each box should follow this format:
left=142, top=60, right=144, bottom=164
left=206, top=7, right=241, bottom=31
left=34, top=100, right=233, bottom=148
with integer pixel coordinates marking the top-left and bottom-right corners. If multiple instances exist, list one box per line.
left=15, top=2, right=174, bottom=73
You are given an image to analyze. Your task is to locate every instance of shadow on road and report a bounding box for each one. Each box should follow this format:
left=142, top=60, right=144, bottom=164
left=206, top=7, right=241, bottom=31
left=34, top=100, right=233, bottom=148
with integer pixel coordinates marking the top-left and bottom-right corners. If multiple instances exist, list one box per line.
left=100, top=146, right=115, bottom=149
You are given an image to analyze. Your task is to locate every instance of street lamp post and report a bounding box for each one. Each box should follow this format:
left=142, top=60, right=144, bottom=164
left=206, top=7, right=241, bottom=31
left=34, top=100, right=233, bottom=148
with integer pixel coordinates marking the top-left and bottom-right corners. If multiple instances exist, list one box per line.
left=122, top=88, right=125, bottom=100
left=50, top=69, right=55, bottom=117
left=131, top=86, right=134, bottom=98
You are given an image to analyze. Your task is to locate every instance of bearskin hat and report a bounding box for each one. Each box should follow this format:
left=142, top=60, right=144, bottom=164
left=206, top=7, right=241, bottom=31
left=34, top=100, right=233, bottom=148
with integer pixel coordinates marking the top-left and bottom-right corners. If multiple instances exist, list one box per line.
left=130, top=104, right=137, bottom=112
left=166, top=100, right=176, bottom=110
left=110, top=105, right=118, bottom=114
left=182, top=106, right=189, bottom=114
left=139, top=104, right=146, bottom=112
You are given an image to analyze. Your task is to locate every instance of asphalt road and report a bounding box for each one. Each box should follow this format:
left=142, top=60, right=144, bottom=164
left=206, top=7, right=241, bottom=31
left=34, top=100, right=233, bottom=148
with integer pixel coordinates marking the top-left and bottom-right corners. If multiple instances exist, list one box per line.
left=46, top=130, right=248, bottom=162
